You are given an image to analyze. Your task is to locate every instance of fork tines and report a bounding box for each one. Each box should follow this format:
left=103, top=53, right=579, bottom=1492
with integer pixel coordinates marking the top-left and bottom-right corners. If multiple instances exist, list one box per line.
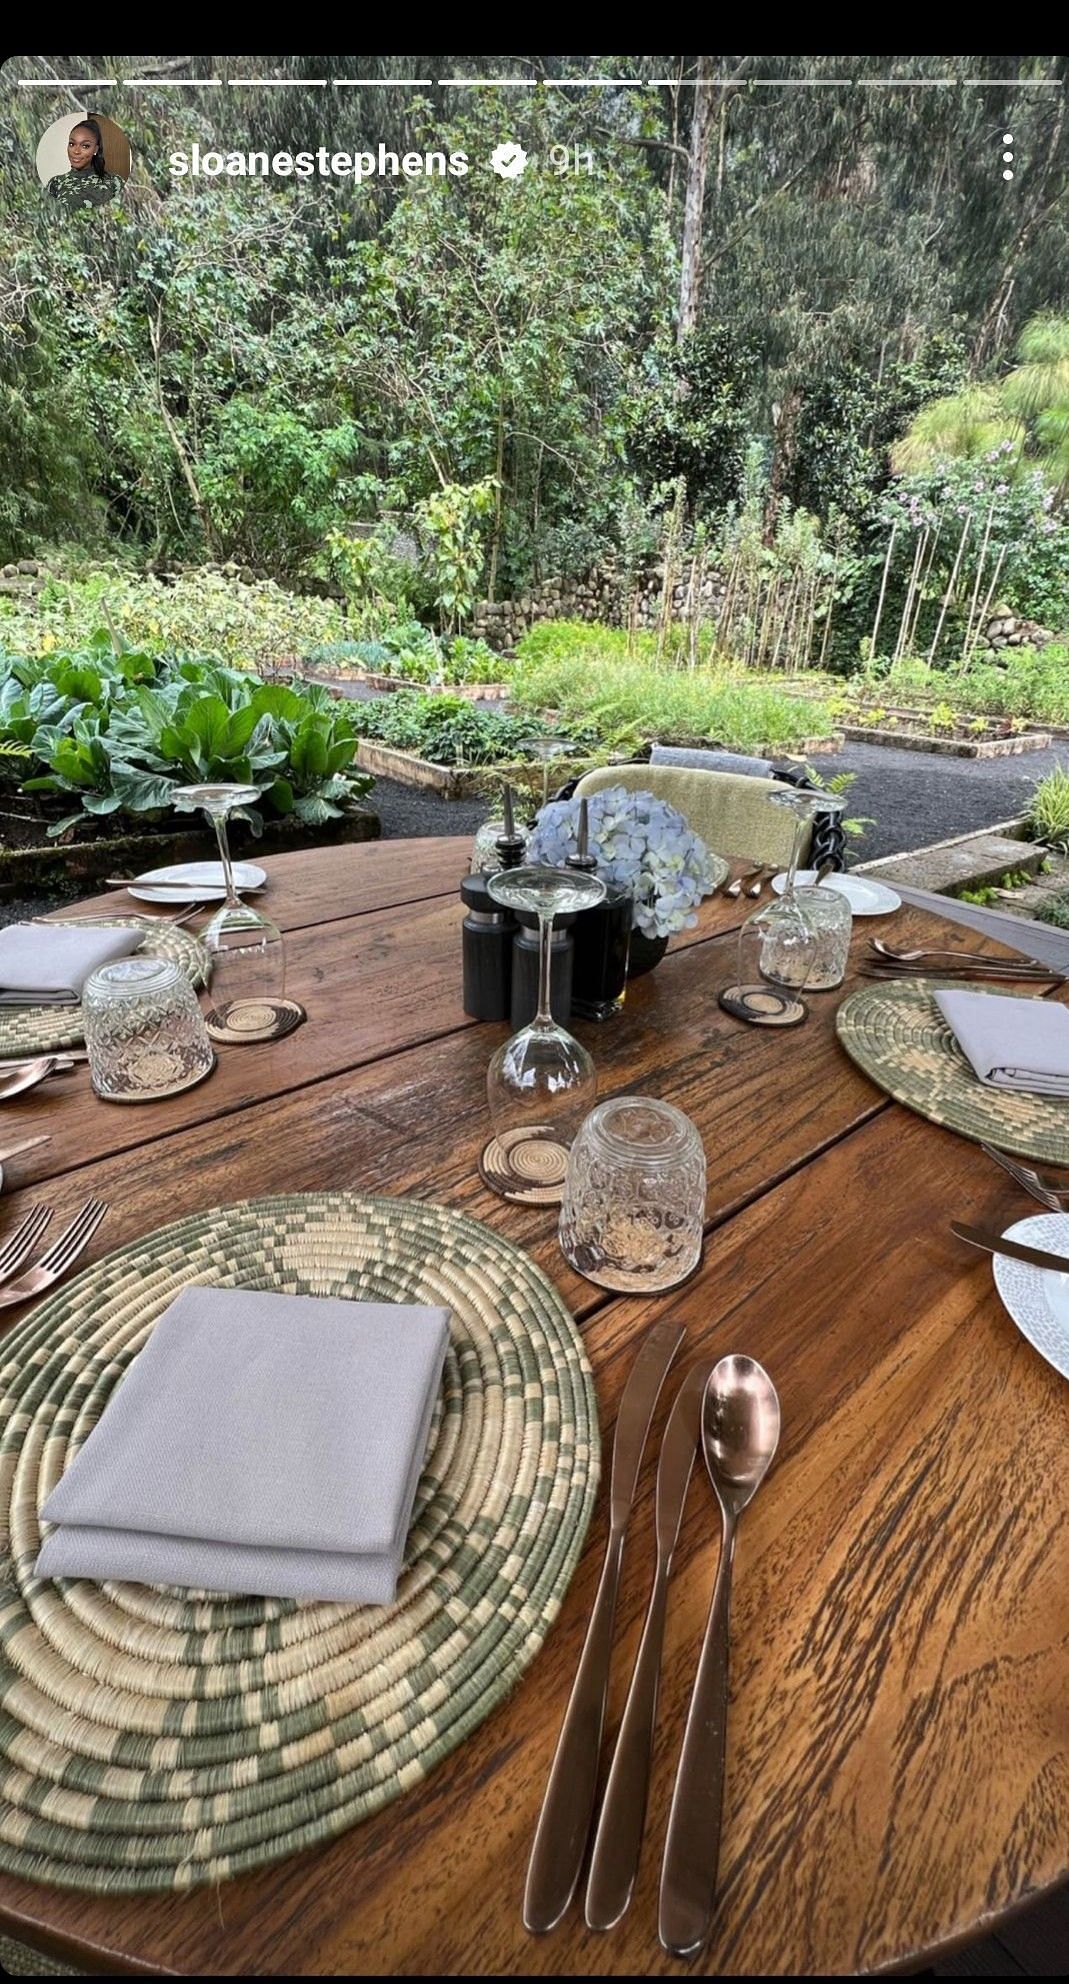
left=33, top=1199, right=109, bottom=1278
left=0, top=1205, right=54, bottom=1284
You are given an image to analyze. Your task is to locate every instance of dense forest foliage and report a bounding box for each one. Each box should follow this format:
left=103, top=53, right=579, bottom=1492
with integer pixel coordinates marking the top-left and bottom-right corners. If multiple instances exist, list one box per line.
left=2, top=55, right=1067, bottom=665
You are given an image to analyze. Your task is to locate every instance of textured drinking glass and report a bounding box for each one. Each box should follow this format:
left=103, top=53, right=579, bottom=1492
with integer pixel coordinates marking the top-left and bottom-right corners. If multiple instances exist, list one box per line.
left=83, top=956, right=214, bottom=1102
left=172, top=783, right=285, bottom=1030
left=747, top=785, right=850, bottom=991
left=559, top=1096, right=706, bottom=1293
left=736, top=892, right=816, bottom=999
left=789, top=883, right=852, bottom=989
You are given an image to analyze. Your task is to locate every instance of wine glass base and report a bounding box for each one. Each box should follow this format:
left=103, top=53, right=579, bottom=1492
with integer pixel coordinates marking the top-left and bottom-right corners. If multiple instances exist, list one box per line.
left=719, top=983, right=808, bottom=1028
left=205, top=998, right=306, bottom=1045
left=480, top=1127, right=570, bottom=1204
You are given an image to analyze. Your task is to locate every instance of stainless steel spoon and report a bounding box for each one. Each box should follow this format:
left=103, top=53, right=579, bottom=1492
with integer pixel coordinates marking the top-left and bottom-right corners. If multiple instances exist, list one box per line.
left=871, top=937, right=1048, bottom=968
left=724, top=863, right=766, bottom=900
left=0, top=1059, right=61, bottom=1104
left=659, top=1355, right=781, bottom=1961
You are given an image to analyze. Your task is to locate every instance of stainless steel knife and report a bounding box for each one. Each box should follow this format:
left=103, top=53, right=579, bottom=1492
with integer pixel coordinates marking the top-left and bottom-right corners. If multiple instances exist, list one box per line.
left=585, top=1357, right=712, bottom=1932
left=523, top=1314, right=686, bottom=1935
left=952, top=1222, right=1069, bottom=1273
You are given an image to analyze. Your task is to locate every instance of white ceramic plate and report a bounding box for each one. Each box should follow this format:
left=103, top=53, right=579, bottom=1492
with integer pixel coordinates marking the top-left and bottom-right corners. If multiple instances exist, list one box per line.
left=771, top=870, right=901, bottom=916
left=992, top=1212, right=1069, bottom=1382
left=127, top=861, right=267, bottom=904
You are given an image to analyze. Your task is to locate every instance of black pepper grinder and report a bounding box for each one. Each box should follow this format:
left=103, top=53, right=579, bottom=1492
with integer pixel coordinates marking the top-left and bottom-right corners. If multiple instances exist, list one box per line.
left=460, top=785, right=524, bottom=1021
left=461, top=872, right=514, bottom=1020
left=568, top=797, right=634, bottom=1021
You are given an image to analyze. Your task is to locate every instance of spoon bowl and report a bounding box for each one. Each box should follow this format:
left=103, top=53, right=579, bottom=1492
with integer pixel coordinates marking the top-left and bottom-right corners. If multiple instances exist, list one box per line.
left=703, top=1353, right=781, bottom=1507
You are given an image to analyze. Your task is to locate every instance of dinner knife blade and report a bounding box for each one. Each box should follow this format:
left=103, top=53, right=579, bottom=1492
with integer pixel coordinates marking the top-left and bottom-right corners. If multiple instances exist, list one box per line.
left=523, top=1314, right=685, bottom=1935
left=585, top=1358, right=711, bottom=1932
left=951, top=1222, right=1069, bottom=1273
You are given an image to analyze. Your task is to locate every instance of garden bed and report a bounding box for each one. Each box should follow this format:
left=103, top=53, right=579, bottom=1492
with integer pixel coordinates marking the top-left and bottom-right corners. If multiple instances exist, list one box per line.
left=303, top=668, right=511, bottom=703
left=0, top=802, right=380, bottom=897
left=353, top=740, right=587, bottom=800
left=840, top=717, right=1051, bottom=757
left=354, top=732, right=841, bottom=798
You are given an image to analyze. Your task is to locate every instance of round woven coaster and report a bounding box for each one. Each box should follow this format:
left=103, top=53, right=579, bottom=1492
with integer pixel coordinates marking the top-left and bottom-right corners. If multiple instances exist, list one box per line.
left=0, top=922, right=210, bottom=1059
left=0, top=1192, right=598, bottom=1894
left=205, top=998, right=306, bottom=1045
left=719, top=983, right=808, bottom=1028
left=480, top=1127, right=570, bottom=1204
left=837, top=980, right=1069, bottom=1162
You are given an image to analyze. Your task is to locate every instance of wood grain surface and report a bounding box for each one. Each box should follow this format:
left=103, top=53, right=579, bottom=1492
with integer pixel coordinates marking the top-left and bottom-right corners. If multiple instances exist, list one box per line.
left=1, top=845, right=1065, bottom=1976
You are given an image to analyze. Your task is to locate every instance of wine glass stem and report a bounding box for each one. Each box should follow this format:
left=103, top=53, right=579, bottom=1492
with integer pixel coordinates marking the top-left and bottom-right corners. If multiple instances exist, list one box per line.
left=783, top=812, right=806, bottom=898
left=536, top=911, right=556, bottom=1025
left=211, top=808, right=242, bottom=912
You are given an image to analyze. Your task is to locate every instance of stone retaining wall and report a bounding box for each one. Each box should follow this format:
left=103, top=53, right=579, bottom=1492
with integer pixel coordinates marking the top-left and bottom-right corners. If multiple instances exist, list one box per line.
left=471, top=560, right=727, bottom=650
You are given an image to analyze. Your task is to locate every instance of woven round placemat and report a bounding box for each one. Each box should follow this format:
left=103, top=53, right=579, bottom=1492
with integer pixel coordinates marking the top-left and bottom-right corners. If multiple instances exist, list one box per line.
left=0, top=1192, right=599, bottom=1895
left=837, top=980, right=1069, bottom=1162
left=0, top=921, right=210, bottom=1058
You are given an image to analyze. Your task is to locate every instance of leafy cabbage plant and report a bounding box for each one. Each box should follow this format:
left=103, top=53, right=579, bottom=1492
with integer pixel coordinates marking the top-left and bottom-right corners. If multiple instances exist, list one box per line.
left=4, top=638, right=371, bottom=837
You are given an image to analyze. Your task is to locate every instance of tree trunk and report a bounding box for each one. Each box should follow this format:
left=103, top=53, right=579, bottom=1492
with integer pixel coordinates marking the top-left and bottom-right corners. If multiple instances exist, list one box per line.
left=678, top=57, right=717, bottom=342
left=486, top=396, right=506, bottom=604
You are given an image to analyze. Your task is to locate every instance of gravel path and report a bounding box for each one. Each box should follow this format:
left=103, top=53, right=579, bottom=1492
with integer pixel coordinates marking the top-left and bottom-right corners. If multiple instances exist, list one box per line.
left=2, top=744, right=1063, bottom=926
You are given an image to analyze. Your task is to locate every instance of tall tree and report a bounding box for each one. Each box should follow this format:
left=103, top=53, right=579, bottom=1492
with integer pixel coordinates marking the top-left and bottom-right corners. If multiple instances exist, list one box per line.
left=678, top=56, right=716, bottom=340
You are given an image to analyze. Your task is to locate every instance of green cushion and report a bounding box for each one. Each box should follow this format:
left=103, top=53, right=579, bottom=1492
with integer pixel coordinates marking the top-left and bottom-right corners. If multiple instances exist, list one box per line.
left=572, top=765, right=809, bottom=868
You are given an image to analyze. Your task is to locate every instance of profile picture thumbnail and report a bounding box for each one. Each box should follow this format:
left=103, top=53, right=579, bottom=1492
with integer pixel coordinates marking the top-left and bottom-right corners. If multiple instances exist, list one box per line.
left=36, top=112, right=132, bottom=209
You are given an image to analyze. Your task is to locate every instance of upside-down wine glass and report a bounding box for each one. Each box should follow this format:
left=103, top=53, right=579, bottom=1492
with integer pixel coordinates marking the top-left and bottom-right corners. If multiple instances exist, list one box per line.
left=723, top=787, right=846, bottom=1025
left=171, top=783, right=285, bottom=1031
left=482, top=865, right=605, bottom=1200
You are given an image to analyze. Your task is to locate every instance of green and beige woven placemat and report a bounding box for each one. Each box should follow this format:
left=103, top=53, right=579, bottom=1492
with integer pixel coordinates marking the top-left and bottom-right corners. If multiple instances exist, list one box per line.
left=837, top=980, right=1069, bottom=1162
left=0, top=920, right=209, bottom=1058
left=0, top=1193, right=598, bottom=1895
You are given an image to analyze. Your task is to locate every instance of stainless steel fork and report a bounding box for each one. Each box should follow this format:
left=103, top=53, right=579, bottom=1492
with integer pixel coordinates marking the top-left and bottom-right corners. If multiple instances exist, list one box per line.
left=0, top=1199, right=108, bottom=1311
left=981, top=1142, right=1069, bottom=1213
left=0, top=1205, right=54, bottom=1284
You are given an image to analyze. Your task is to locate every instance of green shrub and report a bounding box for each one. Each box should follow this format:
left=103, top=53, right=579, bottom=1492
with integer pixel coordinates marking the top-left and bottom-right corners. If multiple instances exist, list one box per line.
left=855, top=646, right=1069, bottom=726
left=515, top=620, right=722, bottom=673
left=1, top=638, right=372, bottom=837
left=510, top=631, right=833, bottom=752
left=1028, top=764, right=1069, bottom=850
left=0, top=565, right=346, bottom=671
left=352, top=692, right=541, bottom=767
left=1037, top=890, right=1069, bottom=931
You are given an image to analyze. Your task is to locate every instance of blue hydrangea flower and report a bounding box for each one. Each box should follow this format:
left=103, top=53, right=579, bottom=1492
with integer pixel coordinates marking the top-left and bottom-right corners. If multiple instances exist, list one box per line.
left=526, top=786, right=717, bottom=939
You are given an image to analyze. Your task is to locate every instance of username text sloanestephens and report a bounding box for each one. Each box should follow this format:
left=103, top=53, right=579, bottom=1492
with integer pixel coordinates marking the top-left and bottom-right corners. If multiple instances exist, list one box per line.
left=169, top=144, right=471, bottom=181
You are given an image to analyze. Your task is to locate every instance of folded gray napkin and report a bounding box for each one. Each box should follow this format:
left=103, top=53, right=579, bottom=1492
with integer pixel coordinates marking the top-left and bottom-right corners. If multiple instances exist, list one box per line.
left=935, top=988, right=1069, bottom=1097
left=0, top=922, right=143, bottom=1005
left=36, top=1284, right=450, bottom=1604
left=650, top=742, right=774, bottom=778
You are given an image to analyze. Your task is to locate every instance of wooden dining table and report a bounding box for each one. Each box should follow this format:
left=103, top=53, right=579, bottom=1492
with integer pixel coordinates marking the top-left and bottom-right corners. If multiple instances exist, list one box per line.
left=0, top=837, right=1066, bottom=1977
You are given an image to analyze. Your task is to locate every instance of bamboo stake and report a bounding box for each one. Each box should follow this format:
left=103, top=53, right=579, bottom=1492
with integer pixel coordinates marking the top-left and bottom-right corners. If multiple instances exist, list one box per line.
left=960, top=502, right=997, bottom=669
left=892, top=529, right=927, bottom=664
left=911, top=518, right=942, bottom=663
left=927, top=511, right=973, bottom=667
left=817, top=556, right=839, bottom=672
left=965, top=545, right=1007, bottom=665
left=869, top=523, right=898, bottom=663
left=772, top=571, right=800, bottom=670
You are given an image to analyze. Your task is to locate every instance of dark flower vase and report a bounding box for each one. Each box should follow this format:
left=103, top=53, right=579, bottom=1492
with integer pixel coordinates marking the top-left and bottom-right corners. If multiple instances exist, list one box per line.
left=626, top=929, right=669, bottom=978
